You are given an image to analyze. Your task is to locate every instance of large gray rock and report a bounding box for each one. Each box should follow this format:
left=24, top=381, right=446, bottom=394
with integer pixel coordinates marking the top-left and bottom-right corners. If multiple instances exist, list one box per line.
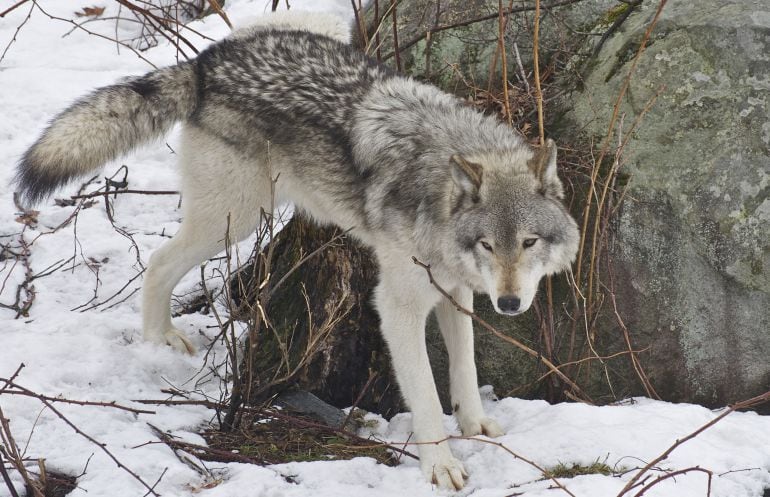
left=564, top=0, right=770, bottom=406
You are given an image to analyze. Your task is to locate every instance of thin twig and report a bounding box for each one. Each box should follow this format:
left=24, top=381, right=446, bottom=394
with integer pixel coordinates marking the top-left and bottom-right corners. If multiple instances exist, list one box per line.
left=390, top=0, right=401, bottom=71
left=0, top=379, right=156, bottom=415
left=206, top=0, right=232, bottom=29
left=497, top=0, right=512, bottom=125
left=374, top=0, right=382, bottom=61
left=351, top=0, right=367, bottom=47
left=512, top=42, right=530, bottom=92
left=70, top=189, right=179, bottom=201
left=0, top=0, right=30, bottom=18
left=607, top=276, right=659, bottom=399
left=0, top=451, right=21, bottom=497
left=364, top=0, right=399, bottom=57
left=631, top=467, right=712, bottom=497
left=0, top=1, right=33, bottom=63
left=72, top=268, right=145, bottom=312
left=142, top=467, right=168, bottom=497
left=340, top=370, right=378, bottom=430
left=0, top=365, right=26, bottom=394
left=533, top=0, right=545, bottom=146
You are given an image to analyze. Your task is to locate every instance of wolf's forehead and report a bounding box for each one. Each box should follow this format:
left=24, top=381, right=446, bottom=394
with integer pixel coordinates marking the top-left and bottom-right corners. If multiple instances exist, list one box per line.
left=484, top=187, right=558, bottom=238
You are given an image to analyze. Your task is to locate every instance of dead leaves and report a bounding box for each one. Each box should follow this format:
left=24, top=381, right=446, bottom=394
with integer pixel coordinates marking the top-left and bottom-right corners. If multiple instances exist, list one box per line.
left=15, top=209, right=38, bottom=227
left=75, top=6, right=105, bottom=17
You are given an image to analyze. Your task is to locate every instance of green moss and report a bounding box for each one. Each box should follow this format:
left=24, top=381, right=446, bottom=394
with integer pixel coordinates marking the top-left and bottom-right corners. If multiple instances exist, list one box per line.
left=601, top=3, right=633, bottom=26
left=544, top=460, right=623, bottom=479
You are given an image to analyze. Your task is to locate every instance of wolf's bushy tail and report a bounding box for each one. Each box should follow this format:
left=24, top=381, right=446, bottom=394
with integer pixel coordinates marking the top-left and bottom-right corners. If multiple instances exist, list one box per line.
left=15, top=61, right=197, bottom=206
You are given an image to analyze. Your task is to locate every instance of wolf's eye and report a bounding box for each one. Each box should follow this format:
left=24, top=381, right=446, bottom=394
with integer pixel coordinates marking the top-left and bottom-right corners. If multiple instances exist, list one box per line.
left=480, top=241, right=494, bottom=252
left=523, top=238, right=538, bottom=248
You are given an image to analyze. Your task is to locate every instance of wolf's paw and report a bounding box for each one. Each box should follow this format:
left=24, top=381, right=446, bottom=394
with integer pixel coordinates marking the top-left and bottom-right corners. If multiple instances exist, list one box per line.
left=459, top=416, right=504, bottom=438
left=163, top=329, right=196, bottom=355
left=420, top=444, right=468, bottom=490
left=146, top=328, right=196, bottom=355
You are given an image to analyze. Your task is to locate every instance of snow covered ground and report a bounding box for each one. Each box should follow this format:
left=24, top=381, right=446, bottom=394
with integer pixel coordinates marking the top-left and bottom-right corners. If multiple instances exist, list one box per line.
left=0, top=1, right=769, bottom=496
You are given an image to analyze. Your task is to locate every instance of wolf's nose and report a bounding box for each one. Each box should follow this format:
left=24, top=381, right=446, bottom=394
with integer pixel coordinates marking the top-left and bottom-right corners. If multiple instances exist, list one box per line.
left=497, top=296, right=520, bottom=313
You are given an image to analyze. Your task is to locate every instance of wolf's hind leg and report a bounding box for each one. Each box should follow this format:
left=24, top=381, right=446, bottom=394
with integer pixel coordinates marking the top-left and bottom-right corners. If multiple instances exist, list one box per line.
left=142, top=126, right=269, bottom=353
left=142, top=221, right=229, bottom=354
left=435, top=286, right=504, bottom=438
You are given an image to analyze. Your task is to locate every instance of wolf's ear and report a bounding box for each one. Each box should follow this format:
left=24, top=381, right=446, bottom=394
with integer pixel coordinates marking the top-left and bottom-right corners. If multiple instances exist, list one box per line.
left=528, top=138, right=564, bottom=199
left=450, top=154, right=483, bottom=199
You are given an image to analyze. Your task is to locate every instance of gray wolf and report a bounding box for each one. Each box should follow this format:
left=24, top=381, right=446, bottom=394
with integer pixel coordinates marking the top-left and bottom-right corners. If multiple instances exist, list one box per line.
left=15, top=12, right=579, bottom=490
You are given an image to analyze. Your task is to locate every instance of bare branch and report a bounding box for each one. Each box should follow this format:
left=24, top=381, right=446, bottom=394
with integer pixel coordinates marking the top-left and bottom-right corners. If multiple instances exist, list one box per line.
left=0, top=377, right=156, bottom=415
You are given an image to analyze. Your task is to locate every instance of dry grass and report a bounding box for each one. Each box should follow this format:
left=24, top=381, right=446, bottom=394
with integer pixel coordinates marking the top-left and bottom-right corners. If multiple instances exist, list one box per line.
left=203, top=408, right=396, bottom=466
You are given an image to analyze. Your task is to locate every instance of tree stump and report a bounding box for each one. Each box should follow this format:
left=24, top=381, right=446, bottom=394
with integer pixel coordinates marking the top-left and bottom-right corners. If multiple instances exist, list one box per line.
left=234, top=214, right=404, bottom=418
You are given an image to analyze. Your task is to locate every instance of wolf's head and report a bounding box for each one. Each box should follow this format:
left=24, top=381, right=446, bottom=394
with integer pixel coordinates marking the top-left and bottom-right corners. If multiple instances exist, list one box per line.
left=448, top=139, right=579, bottom=315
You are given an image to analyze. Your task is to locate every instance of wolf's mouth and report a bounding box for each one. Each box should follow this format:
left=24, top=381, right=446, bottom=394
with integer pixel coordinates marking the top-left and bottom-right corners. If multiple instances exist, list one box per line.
left=497, top=309, right=525, bottom=317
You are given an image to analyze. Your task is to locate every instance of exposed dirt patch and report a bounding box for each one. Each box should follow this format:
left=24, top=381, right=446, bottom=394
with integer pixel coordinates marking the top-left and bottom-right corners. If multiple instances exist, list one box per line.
left=24, top=470, right=77, bottom=497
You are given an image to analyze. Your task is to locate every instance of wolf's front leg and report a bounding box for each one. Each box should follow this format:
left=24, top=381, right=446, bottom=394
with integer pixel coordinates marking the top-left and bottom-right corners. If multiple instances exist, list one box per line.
left=374, top=277, right=467, bottom=490
left=435, top=286, right=503, bottom=438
